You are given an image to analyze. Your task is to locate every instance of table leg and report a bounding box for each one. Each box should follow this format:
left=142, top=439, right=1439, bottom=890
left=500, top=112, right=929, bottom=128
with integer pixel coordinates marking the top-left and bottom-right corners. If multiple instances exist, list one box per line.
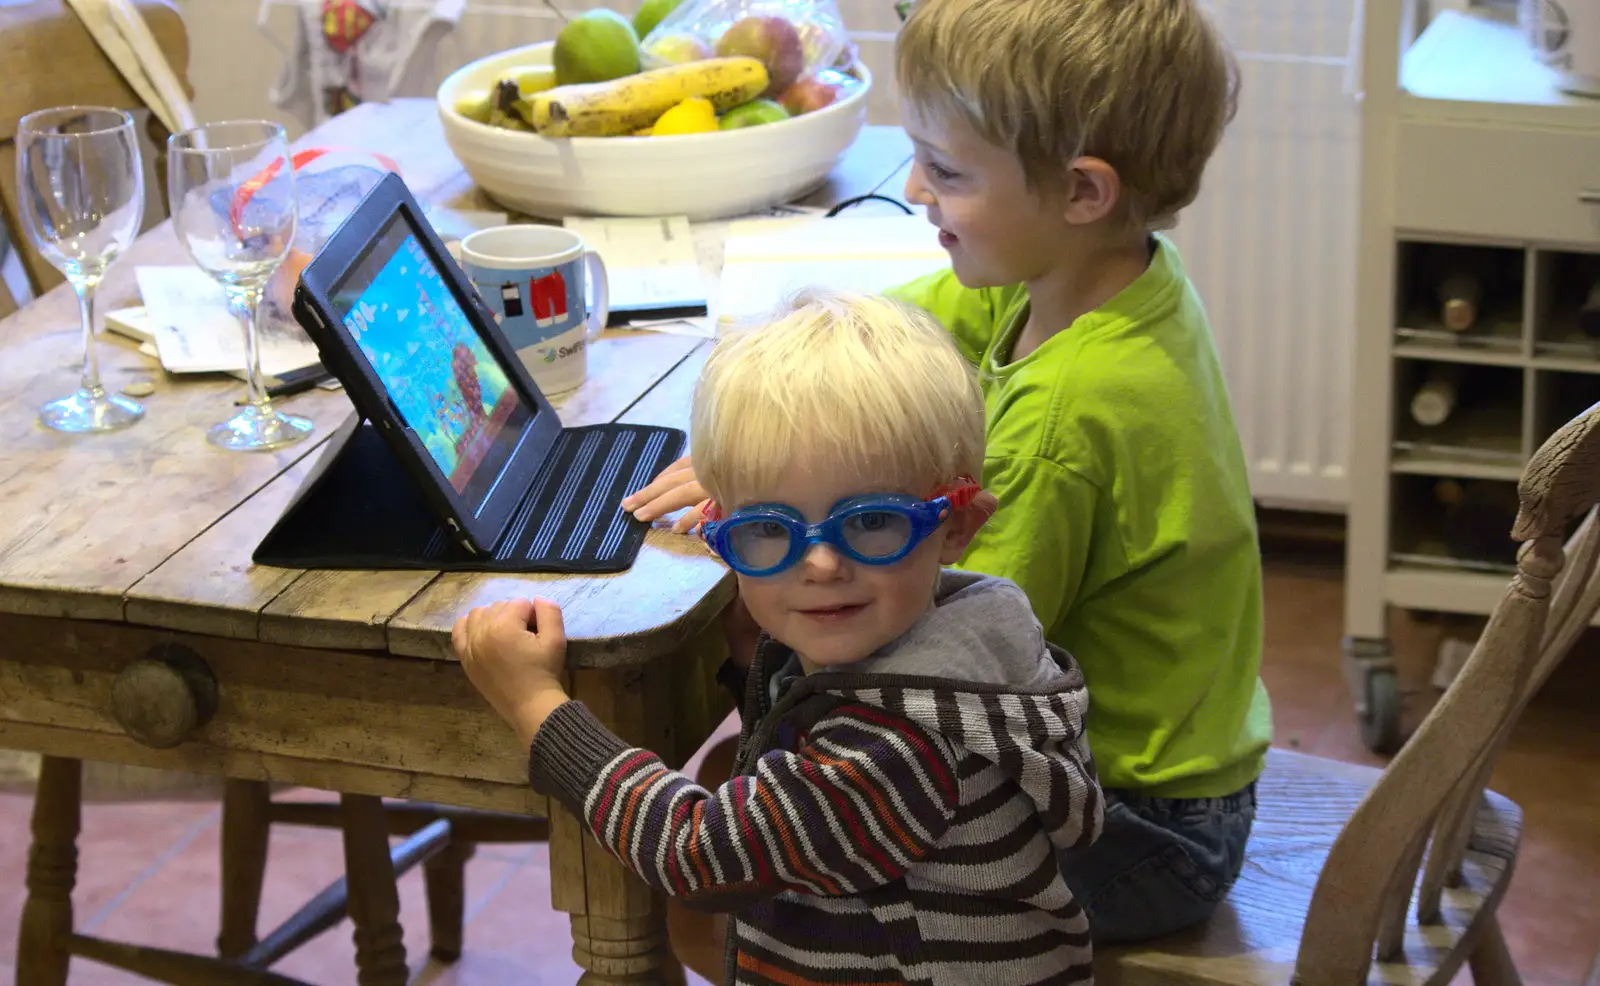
left=339, top=793, right=408, bottom=986
left=571, top=911, right=685, bottom=986
left=551, top=797, right=684, bottom=986
left=17, top=756, right=81, bottom=986
left=554, top=628, right=727, bottom=985
left=423, top=835, right=475, bottom=962
left=218, top=778, right=272, bottom=958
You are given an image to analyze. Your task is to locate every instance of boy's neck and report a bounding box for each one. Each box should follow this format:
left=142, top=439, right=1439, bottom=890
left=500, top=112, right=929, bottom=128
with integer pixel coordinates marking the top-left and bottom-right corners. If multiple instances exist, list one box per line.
left=1013, top=231, right=1153, bottom=362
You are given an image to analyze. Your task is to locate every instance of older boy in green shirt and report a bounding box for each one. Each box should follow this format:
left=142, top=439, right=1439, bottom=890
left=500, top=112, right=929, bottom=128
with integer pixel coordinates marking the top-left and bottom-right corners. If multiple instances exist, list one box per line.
left=625, top=0, right=1272, bottom=946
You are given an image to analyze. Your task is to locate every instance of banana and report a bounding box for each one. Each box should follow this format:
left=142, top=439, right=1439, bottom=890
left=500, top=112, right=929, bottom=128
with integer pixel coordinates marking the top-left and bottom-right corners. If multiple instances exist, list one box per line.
left=527, top=57, right=769, bottom=138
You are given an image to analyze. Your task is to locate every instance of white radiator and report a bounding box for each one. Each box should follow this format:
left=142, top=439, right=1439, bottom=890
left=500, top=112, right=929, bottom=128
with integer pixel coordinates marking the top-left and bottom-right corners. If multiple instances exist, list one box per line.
left=866, top=0, right=1361, bottom=511
left=1169, top=0, right=1360, bottom=510
left=199, top=0, right=1360, bottom=510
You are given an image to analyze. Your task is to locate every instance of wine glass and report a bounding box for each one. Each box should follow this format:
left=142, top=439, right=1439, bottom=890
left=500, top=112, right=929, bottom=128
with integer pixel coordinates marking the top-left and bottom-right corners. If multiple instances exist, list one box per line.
left=167, top=121, right=312, bottom=452
left=16, top=107, right=146, bottom=433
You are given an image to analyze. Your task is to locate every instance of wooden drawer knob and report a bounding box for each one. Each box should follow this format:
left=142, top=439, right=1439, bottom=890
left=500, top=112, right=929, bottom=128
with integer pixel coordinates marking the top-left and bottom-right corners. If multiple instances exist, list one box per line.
left=111, top=644, right=218, bottom=749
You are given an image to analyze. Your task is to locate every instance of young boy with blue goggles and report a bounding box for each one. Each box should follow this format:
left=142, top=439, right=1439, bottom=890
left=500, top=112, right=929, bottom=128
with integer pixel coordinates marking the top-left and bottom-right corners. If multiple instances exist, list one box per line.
left=454, top=291, right=1104, bottom=984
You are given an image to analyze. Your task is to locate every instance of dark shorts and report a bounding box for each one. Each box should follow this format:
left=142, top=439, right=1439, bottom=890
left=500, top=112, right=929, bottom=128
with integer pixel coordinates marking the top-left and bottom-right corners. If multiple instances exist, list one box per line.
left=1057, top=782, right=1257, bottom=945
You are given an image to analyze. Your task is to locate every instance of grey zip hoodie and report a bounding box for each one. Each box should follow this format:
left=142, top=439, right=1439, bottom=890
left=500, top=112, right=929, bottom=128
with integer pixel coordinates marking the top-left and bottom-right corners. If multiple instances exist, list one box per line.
left=529, top=570, right=1104, bottom=985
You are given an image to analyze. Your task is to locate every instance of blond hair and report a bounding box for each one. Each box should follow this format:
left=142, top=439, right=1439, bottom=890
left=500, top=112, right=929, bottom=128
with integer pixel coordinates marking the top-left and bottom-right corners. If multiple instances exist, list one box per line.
left=692, top=291, right=985, bottom=507
left=896, top=0, right=1239, bottom=230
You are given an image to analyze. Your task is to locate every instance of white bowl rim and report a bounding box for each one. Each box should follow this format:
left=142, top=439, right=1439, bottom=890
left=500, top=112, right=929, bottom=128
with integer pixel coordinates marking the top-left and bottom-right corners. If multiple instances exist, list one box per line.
left=436, top=41, right=873, bottom=146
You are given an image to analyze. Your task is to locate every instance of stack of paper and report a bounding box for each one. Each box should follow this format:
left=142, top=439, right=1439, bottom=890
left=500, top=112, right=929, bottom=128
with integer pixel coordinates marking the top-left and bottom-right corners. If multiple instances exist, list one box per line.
left=715, top=214, right=948, bottom=330
left=563, top=215, right=709, bottom=335
left=131, top=266, right=321, bottom=379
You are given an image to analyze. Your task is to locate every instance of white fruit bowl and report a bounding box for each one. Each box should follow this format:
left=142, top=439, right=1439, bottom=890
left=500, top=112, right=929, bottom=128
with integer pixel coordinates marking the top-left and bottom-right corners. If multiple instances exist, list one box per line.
left=436, top=42, right=871, bottom=222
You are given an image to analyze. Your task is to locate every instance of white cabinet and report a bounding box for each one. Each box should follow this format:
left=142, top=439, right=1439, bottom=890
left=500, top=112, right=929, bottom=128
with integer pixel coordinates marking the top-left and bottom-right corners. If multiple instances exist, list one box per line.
left=1343, top=4, right=1600, bottom=752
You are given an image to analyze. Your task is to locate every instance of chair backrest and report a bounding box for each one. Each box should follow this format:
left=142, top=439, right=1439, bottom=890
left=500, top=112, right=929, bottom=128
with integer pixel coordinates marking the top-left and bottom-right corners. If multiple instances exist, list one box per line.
left=1291, top=400, right=1600, bottom=984
left=0, top=0, right=190, bottom=306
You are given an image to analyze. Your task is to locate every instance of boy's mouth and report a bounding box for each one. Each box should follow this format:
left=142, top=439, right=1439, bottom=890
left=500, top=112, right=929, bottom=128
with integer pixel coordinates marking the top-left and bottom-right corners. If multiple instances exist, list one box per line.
left=937, top=228, right=958, bottom=248
left=796, top=602, right=869, bottom=622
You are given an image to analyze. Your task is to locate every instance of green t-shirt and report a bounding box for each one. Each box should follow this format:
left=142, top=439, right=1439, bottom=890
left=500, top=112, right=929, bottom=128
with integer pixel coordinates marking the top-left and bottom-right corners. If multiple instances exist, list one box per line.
left=887, top=236, right=1272, bottom=798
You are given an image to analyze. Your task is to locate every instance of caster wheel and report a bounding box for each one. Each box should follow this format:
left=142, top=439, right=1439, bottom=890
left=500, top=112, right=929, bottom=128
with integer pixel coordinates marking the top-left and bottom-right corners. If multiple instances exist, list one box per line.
left=1358, top=669, right=1403, bottom=755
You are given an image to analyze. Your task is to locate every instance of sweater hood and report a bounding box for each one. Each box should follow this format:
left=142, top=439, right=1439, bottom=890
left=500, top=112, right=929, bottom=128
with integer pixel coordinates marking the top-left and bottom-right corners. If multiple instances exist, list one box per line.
left=773, top=570, right=1103, bottom=851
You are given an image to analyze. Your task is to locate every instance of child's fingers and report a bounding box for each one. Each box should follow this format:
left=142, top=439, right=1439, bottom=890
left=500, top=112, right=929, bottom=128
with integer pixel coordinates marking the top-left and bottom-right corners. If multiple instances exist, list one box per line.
left=628, top=472, right=697, bottom=514
left=529, top=597, right=566, bottom=647
left=621, top=454, right=694, bottom=510
left=633, top=480, right=709, bottom=522
left=671, top=499, right=709, bottom=534
left=493, top=597, right=537, bottom=629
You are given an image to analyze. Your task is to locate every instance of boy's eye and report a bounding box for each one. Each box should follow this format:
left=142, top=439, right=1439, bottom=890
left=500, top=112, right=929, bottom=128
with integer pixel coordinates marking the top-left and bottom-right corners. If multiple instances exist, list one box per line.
left=853, top=512, right=891, bottom=532
left=752, top=521, right=789, bottom=539
left=924, top=161, right=958, bottom=182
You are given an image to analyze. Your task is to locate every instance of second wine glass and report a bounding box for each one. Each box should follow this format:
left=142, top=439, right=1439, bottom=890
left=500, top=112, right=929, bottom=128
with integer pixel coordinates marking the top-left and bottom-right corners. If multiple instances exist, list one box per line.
left=167, top=121, right=312, bottom=452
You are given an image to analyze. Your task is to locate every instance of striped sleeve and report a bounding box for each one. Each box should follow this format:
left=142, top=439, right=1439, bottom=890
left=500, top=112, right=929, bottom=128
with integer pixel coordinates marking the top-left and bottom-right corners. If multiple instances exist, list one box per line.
left=528, top=699, right=960, bottom=911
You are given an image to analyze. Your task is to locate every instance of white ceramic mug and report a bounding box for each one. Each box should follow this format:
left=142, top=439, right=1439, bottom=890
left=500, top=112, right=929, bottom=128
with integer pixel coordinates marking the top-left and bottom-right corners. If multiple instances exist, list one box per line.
left=458, top=225, right=610, bottom=395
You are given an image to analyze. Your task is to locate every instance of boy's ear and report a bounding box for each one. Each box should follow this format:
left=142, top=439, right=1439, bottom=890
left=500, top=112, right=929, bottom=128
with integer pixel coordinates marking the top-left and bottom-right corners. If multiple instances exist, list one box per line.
left=939, top=491, right=998, bottom=564
left=1061, top=156, right=1121, bottom=226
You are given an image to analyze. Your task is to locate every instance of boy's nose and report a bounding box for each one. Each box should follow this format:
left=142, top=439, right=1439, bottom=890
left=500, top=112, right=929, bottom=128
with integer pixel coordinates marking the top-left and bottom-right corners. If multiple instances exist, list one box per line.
left=800, top=542, right=848, bottom=580
left=904, top=165, right=933, bottom=207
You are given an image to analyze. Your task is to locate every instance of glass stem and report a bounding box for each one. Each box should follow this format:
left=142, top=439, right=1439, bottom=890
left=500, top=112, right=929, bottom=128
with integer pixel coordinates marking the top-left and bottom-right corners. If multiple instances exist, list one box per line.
left=231, top=286, right=269, bottom=409
left=76, top=281, right=102, bottom=397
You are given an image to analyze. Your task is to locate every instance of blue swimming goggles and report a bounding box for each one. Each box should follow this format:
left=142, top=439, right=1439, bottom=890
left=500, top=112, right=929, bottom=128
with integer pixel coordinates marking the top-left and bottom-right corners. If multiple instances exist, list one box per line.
left=700, top=478, right=981, bottom=578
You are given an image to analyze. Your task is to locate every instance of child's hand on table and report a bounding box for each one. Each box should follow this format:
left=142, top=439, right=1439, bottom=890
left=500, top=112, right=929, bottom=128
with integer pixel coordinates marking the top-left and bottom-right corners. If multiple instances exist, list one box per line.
left=622, top=454, right=709, bottom=533
left=452, top=598, right=571, bottom=748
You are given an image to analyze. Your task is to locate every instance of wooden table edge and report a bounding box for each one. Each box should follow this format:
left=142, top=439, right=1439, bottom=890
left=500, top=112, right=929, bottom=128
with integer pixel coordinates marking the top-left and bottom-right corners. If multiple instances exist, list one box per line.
left=384, top=568, right=737, bottom=668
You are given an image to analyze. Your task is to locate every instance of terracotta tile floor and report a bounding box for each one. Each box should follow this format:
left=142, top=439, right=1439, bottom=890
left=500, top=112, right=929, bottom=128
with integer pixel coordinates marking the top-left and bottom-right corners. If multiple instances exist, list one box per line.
left=0, top=536, right=1596, bottom=984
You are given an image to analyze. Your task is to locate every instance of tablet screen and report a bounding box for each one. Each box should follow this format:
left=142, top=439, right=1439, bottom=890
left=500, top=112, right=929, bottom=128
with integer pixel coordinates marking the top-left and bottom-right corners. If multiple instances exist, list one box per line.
left=330, top=216, right=534, bottom=511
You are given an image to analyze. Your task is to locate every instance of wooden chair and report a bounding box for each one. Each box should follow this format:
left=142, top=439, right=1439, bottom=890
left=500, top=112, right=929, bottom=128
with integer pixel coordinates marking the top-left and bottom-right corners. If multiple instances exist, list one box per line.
left=1095, top=400, right=1600, bottom=985
left=0, top=3, right=551, bottom=977
left=211, top=783, right=549, bottom=969
left=0, top=0, right=187, bottom=309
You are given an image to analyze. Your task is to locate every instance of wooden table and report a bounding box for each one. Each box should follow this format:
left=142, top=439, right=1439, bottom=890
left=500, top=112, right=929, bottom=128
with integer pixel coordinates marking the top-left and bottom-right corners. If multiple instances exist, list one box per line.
left=0, top=98, right=911, bottom=985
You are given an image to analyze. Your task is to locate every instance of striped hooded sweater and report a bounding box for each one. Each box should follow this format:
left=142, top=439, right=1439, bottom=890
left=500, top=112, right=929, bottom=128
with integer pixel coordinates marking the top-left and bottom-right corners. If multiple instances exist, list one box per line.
left=529, top=570, right=1104, bottom=985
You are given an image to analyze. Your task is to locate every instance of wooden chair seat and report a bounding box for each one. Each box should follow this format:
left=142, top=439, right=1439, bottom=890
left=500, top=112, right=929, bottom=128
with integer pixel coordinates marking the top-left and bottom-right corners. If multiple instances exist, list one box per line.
left=1097, top=748, right=1522, bottom=986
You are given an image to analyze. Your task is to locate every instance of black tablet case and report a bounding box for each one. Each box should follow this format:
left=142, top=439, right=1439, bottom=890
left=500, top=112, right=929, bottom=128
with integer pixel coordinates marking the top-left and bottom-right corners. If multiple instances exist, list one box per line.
left=254, top=413, right=684, bottom=573
left=251, top=174, right=685, bottom=575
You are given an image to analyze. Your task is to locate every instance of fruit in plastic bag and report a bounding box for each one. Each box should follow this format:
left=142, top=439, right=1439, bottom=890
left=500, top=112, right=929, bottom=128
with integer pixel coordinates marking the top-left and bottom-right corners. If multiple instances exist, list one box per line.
left=777, top=66, right=858, bottom=115
left=645, top=31, right=715, bottom=64
left=260, top=152, right=395, bottom=318
left=715, top=15, right=804, bottom=95
left=634, top=0, right=687, bottom=39
left=554, top=10, right=642, bottom=85
left=640, top=0, right=849, bottom=91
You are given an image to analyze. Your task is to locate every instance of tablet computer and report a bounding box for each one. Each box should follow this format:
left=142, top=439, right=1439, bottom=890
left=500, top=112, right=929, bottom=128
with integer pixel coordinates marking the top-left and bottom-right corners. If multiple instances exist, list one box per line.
left=274, top=172, right=683, bottom=572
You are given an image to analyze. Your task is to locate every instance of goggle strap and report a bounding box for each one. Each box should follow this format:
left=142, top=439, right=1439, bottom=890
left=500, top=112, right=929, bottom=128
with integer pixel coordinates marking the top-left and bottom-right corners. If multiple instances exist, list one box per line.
left=932, top=475, right=982, bottom=510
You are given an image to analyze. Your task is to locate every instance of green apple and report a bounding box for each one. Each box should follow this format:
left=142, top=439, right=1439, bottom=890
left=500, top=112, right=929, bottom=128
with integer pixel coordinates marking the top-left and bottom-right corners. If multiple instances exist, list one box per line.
left=719, top=98, right=790, bottom=130
left=553, top=9, right=641, bottom=86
